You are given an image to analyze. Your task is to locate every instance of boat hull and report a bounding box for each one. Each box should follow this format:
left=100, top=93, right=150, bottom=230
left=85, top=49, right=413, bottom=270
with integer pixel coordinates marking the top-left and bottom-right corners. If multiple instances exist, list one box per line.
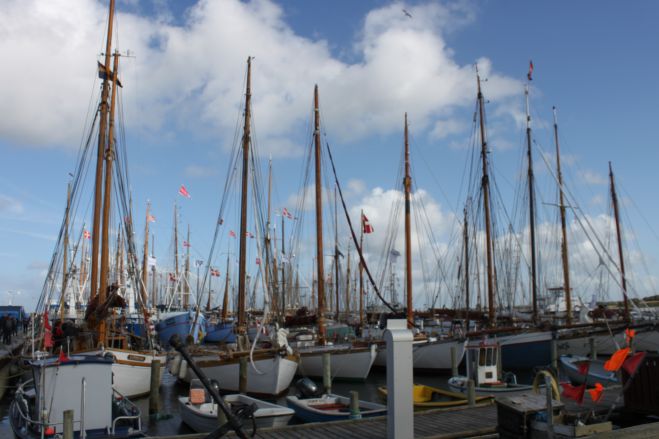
left=297, top=344, right=377, bottom=380
left=468, top=330, right=552, bottom=370
left=559, top=355, right=618, bottom=386
left=155, top=311, right=206, bottom=348
left=557, top=323, right=659, bottom=357
left=286, top=394, right=386, bottom=423
left=204, top=321, right=236, bottom=344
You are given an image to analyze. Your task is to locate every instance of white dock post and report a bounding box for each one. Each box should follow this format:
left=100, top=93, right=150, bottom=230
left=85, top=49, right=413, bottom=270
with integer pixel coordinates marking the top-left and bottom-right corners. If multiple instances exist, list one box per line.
left=385, top=319, right=413, bottom=439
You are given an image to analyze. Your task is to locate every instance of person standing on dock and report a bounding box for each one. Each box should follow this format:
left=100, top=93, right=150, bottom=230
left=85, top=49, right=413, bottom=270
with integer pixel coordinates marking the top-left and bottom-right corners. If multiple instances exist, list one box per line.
left=2, top=316, right=11, bottom=345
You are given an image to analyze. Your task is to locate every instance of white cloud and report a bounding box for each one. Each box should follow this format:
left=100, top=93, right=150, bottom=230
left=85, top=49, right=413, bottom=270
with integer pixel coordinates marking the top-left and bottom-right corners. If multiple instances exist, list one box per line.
left=0, top=0, right=521, bottom=158
left=580, top=170, right=607, bottom=185
left=184, top=164, right=217, bottom=178
left=0, top=194, right=24, bottom=214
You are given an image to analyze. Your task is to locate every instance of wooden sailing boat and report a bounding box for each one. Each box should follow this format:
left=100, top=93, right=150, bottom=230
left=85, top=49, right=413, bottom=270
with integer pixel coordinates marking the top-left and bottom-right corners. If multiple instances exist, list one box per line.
left=171, top=57, right=299, bottom=396
left=294, top=85, right=377, bottom=381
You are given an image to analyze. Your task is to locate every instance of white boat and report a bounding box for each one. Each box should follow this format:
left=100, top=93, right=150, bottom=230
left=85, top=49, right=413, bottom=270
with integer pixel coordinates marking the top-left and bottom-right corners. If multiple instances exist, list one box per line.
left=10, top=354, right=142, bottom=438
left=297, top=343, right=377, bottom=380
left=103, top=348, right=167, bottom=398
left=373, top=337, right=466, bottom=371
left=178, top=380, right=294, bottom=432
left=559, top=355, right=618, bottom=387
left=286, top=394, right=386, bottom=423
left=557, top=322, right=659, bottom=357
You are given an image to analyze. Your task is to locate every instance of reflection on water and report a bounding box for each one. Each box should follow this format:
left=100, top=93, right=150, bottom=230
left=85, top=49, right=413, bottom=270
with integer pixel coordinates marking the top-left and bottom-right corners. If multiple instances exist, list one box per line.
left=0, top=367, right=454, bottom=437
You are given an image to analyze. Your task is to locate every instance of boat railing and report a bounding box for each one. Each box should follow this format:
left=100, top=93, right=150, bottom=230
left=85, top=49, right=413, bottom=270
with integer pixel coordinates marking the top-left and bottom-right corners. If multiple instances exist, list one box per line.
left=112, top=387, right=142, bottom=434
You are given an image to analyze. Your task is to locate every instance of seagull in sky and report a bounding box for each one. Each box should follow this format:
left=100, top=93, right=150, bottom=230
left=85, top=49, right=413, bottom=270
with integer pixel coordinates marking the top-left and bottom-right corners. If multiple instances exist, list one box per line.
left=402, top=9, right=413, bottom=18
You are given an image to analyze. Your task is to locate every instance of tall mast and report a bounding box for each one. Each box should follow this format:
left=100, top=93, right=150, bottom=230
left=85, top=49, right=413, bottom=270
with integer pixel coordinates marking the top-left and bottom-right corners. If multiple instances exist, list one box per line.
left=281, top=215, right=286, bottom=318
left=183, top=225, right=191, bottom=308
left=265, top=158, right=274, bottom=318
left=173, top=203, right=180, bottom=305
left=90, top=0, right=115, bottom=307
left=141, top=202, right=150, bottom=307
left=222, top=251, right=230, bottom=321
left=313, top=85, right=327, bottom=342
left=359, top=210, right=365, bottom=328
left=98, top=50, right=120, bottom=344
left=553, top=107, right=572, bottom=325
left=151, top=234, right=157, bottom=306
left=525, top=85, right=539, bottom=322
left=237, top=57, right=252, bottom=331
left=609, top=162, right=630, bottom=321
left=60, top=182, right=71, bottom=321
left=404, top=113, right=413, bottom=328
left=334, top=185, right=340, bottom=321
left=477, top=69, right=496, bottom=327
left=345, top=241, right=351, bottom=321
left=463, top=204, right=470, bottom=331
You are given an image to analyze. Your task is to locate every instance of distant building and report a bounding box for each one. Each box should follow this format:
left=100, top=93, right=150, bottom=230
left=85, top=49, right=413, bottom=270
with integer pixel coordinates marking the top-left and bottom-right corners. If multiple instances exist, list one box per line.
left=0, top=305, right=26, bottom=320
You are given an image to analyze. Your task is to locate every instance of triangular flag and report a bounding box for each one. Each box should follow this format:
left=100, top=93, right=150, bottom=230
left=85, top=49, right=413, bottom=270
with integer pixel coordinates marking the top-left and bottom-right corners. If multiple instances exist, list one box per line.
left=588, top=382, right=604, bottom=403
left=561, top=382, right=586, bottom=404
left=179, top=185, right=191, bottom=198
left=622, top=351, right=646, bottom=376
left=604, top=347, right=630, bottom=372
left=58, top=348, right=69, bottom=363
left=625, top=328, right=636, bottom=346
left=577, top=360, right=590, bottom=375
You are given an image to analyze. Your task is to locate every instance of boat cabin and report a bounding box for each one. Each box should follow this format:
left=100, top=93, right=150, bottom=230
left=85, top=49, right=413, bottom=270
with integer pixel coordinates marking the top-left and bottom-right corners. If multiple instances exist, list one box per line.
left=465, top=342, right=501, bottom=386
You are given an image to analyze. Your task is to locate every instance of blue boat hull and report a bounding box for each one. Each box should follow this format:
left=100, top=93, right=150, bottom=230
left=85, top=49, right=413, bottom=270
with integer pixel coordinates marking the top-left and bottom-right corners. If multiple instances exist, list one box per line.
left=204, top=321, right=236, bottom=343
left=155, top=311, right=206, bottom=347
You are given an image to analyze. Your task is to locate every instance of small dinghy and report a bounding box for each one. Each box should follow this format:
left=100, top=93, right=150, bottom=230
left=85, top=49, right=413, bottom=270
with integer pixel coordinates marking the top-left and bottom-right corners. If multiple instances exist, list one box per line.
left=377, top=384, right=493, bottom=408
left=559, top=355, right=618, bottom=387
left=179, top=379, right=294, bottom=432
left=286, top=378, right=386, bottom=423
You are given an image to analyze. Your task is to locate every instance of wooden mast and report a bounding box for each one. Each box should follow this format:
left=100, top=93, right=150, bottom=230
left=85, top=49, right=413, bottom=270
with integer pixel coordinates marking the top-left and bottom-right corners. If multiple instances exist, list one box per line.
left=553, top=107, right=572, bottom=325
left=151, top=234, right=157, bottom=307
left=221, top=251, right=230, bottom=321
left=60, top=182, right=71, bottom=321
left=334, top=185, right=340, bottom=321
left=463, top=204, right=470, bottom=331
left=476, top=68, right=496, bottom=327
left=173, top=203, right=180, bottom=305
left=98, top=49, right=121, bottom=345
left=524, top=85, right=539, bottom=323
left=345, top=241, right=351, bottom=321
left=183, top=225, right=191, bottom=308
left=281, top=215, right=286, bottom=319
left=237, top=57, right=252, bottom=331
left=404, top=113, right=413, bottom=328
left=265, top=158, right=275, bottom=319
left=313, top=85, right=327, bottom=343
left=359, top=209, right=365, bottom=328
left=608, top=162, right=630, bottom=321
left=141, top=202, right=150, bottom=307
left=90, top=0, right=115, bottom=309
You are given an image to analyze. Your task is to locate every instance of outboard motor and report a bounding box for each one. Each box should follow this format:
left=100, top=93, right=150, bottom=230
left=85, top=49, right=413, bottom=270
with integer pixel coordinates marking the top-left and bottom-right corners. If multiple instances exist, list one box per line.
left=295, top=377, right=321, bottom=398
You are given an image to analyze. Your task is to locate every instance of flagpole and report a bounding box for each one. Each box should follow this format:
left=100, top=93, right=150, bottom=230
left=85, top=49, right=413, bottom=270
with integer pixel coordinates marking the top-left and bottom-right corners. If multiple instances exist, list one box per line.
left=403, top=113, right=413, bottom=329
left=359, top=210, right=364, bottom=329
left=313, top=85, right=327, bottom=344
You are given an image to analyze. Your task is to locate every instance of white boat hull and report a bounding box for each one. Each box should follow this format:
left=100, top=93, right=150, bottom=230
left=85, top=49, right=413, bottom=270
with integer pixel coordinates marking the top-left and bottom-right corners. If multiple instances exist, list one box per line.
left=374, top=338, right=466, bottom=370
left=177, top=353, right=299, bottom=396
left=297, top=344, right=377, bottom=380
left=557, top=323, right=659, bottom=357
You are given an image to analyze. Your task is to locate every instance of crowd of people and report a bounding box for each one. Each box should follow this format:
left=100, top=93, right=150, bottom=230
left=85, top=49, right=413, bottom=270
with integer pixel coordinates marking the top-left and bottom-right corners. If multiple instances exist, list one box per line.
left=0, top=315, right=28, bottom=345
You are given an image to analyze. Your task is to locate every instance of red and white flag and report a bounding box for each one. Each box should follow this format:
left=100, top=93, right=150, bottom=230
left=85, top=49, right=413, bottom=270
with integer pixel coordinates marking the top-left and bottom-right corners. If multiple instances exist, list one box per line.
left=229, top=230, right=236, bottom=238
left=362, top=213, right=374, bottom=234
left=246, top=231, right=254, bottom=238
left=255, top=257, right=261, bottom=265
left=178, top=185, right=191, bottom=198
left=83, top=230, right=91, bottom=240
left=169, top=273, right=177, bottom=282
left=43, top=311, right=53, bottom=349
left=282, top=207, right=294, bottom=219
left=527, top=60, right=534, bottom=81
left=210, top=268, right=220, bottom=277
left=183, top=240, right=191, bottom=248
left=147, top=214, right=156, bottom=223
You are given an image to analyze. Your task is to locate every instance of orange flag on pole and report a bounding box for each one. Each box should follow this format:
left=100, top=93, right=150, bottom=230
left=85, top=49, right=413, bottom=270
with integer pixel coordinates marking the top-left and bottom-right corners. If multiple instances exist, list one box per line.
left=603, top=347, right=630, bottom=372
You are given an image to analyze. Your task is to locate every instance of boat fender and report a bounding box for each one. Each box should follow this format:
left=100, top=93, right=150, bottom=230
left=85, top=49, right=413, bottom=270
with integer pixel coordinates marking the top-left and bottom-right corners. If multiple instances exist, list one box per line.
left=170, top=353, right=182, bottom=376
left=178, top=360, right=188, bottom=380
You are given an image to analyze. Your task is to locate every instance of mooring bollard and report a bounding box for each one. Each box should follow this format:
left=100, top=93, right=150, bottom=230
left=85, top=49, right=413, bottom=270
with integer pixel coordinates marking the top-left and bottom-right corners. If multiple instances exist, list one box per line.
left=322, top=352, right=332, bottom=394
left=545, top=374, right=555, bottom=439
left=467, top=379, right=476, bottom=407
left=385, top=319, right=413, bottom=439
left=149, top=360, right=161, bottom=415
left=349, top=390, right=362, bottom=420
left=63, top=409, right=74, bottom=439
left=589, top=337, right=597, bottom=360
left=239, top=356, right=248, bottom=394
left=450, top=345, right=458, bottom=377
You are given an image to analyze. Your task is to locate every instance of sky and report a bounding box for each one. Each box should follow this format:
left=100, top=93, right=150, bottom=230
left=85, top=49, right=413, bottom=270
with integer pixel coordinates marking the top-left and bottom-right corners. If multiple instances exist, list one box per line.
left=1, top=0, right=659, bottom=312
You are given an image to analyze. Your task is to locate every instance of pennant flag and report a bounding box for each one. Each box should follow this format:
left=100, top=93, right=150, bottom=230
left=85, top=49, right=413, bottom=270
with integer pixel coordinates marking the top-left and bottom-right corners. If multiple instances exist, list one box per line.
left=179, top=185, right=191, bottom=198
left=625, top=328, right=636, bottom=345
left=169, top=273, right=177, bottom=282
left=229, top=230, right=236, bottom=238
left=246, top=232, right=254, bottom=238
left=527, top=60, right=534, bottom=81
left=147, top=256, right=157, bottom=267
left=604, top=347, right=630, bottom=372
left=255, top=257, right=261, bottom=265
left=83, top=230, right=91, bottom=240
left=183, top=240, right=191, bottom=248
left=362, top=213, right=374, bottom=234
left=210, top=268, right=220, bottom=277
left=147, top=214, right=156, bottom=223
left=622, top=351, right=646, bottom=376
left=97, top=61, right=123, bottom=87
left=561, top=382, right=586, bottom=404
left=282, top=207, right=294, bottom=219
left=588, top=382, right=604, bottom=403
left=43, top=311, right=53, bottom=349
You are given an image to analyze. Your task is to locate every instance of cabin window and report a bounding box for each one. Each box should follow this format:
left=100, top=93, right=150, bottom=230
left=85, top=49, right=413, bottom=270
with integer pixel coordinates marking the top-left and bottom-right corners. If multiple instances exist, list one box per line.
left=479, top=348, right=487, bottom=366
left=486, top=348, right=494, bottom=366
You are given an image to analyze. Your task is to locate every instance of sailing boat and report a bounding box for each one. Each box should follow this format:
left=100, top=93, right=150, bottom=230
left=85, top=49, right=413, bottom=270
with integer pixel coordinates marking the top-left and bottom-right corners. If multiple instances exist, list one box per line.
left=292, top=85, right=378, bottom=381
left=371, top=113, right=467, bottom=371
left=169, top=57, right=298, bottom=396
